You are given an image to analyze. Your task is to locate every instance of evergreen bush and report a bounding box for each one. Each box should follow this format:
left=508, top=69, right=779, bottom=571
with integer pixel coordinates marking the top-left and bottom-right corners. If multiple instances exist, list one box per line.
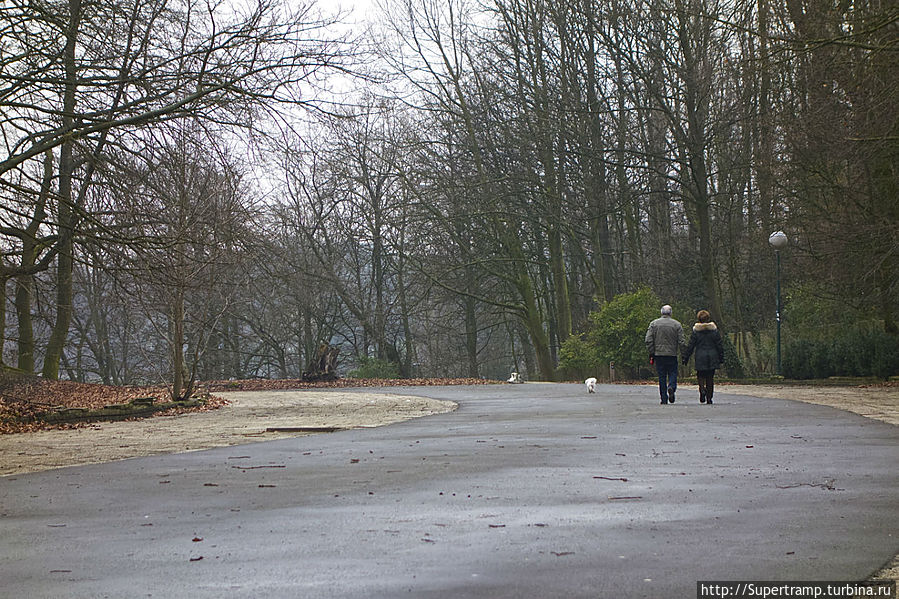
left=559, top=286, right=690, bottom=378
left=783, top=330, right=899, bottom=379
left=720, top=335, right=746, bottom=379
left=558, top=334, right=600, bottom=380
left=347, top=357, right=401, bottom=379
left=871, top=332, right=899, bottom=379
left=588, top=286, right=663, bottom=376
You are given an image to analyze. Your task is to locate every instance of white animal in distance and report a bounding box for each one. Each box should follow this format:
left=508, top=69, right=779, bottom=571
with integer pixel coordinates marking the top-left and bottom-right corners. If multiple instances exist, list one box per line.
left=585, top=377, right=597, bottom=393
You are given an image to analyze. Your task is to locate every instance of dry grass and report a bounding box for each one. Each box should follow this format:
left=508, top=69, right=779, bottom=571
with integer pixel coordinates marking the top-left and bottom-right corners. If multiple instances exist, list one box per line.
left=0, top=372, right=495, bottom=434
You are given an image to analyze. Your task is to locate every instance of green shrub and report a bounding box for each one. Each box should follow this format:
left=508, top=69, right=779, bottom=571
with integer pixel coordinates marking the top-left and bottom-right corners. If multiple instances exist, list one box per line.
left=589, top=286, right=665, bottom=373
left=347, top=357, right=401, bottom=379
left=559, top=286, right=692, bottom=378
left=782, top=342, right=805, bottom=379
left=871, top=332, right=899, bottom=379
left=831, top=337, right=862, bottom=377
left=558, top=334, right=600, bottom=380
left=559, top=287, right=745, bottom=380
left=721, top=335, right=745, bottom=378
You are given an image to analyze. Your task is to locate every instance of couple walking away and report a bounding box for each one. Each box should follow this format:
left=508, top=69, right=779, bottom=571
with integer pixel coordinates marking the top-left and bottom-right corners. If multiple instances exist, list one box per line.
left=645, top=305, right=724, bottom=405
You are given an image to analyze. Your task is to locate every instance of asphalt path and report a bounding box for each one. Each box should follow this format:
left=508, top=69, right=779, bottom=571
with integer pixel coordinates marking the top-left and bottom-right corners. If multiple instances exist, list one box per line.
left=1, top=383, right=898, bottom=599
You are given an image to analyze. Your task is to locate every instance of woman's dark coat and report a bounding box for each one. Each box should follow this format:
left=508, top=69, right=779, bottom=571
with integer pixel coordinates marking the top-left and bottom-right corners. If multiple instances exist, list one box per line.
left=683, top=322, right=725, bottom=371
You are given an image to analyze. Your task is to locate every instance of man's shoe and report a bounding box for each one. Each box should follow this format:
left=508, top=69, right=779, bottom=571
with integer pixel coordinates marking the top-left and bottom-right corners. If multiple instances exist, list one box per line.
left=700, top=391, right=706, bottom=404
left=661, top=398, right=668, bottom=405
left=668, top=388, right=675, bottom=404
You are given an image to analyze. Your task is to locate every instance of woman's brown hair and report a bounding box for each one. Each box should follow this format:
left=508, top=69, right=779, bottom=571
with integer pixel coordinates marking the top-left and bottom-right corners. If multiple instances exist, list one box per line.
left=697, top=310, right=711, bottom=323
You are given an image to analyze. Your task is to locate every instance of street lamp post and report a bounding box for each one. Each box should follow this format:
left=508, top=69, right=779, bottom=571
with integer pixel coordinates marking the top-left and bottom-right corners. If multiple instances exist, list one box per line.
left=768, top=231, right=788, bottom=375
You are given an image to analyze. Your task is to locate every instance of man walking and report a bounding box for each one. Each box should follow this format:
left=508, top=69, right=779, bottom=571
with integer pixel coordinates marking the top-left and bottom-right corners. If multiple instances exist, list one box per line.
left=645, top=305, right=685, bottom=404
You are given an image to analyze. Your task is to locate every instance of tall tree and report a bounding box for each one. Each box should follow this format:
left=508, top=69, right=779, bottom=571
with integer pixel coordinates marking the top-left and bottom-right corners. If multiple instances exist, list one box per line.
left=381, top=0, right=558, bottom=378
left=109, top=125, right=254, bottom=398
left=784, top=0, right=899, bottom=333
left=0, top=0, right=352, bottom=377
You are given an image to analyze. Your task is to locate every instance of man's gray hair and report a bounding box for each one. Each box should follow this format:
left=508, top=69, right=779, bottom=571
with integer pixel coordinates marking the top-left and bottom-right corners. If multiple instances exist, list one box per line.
left=661, top=305, right=672, bottom=315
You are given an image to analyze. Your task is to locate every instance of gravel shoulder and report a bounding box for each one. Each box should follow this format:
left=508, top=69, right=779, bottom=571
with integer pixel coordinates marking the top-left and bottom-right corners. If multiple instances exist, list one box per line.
left=0, top=391, right=456, bottom=477
left=719, top=383, right=899, bottom=427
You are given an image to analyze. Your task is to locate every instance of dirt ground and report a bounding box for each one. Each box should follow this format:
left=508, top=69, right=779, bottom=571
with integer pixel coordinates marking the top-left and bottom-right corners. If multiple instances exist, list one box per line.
left=0, top=391, right=457, bottom=477
left=720, top=383, right=899, bottom=427
left=1, top=383, right=896, bottom=581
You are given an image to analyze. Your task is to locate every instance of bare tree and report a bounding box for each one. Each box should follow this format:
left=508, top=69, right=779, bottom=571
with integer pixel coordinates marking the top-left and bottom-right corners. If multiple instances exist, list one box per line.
left=279, top=100, right=415, bottom=370
left=0, top=0, right=354, bottom=378
left=378, top=0, right=562, bottom=378
left=104, top=124, right=255, bottom=398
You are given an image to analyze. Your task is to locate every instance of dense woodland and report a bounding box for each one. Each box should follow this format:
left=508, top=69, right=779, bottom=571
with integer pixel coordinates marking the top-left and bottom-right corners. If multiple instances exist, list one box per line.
left=1, top=0, right=897, bottom=395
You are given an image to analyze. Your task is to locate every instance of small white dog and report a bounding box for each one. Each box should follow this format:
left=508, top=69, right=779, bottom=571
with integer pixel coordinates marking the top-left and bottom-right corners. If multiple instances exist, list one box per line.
left=507, top=372, right=523, bottom=384
left=585, top=377, right=597, bottom=393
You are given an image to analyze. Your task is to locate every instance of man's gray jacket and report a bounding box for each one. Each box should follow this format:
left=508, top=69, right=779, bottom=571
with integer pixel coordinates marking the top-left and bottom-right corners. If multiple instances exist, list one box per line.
left=645, top=315, right=685, bottom=357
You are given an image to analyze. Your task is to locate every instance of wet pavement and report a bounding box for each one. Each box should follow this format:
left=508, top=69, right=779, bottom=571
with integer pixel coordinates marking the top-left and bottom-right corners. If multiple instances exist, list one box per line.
left=1, top=383, right=897, bottom=598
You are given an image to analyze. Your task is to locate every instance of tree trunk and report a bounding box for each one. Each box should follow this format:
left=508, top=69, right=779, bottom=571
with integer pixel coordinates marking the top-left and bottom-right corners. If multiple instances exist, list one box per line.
left=0, top=277, right=6, bottom=366
left=755, top=0, right=774, bottom=234
left=685, top=113, right=724, bottom=321
left=171, top=290, right=186, bottom=400
left=302, top=309, right=315, bottom=377
left=532, top=1, right=572, bottom=342
left=303, top=342, right=340, bottom=382
left=515, top=267, right=555, bottom=381
left=464, top=295, right=479, bottom=379
left=583, top=5, right=614, bottom=303
left=86, top=267, right=116, bottom=385
left=373, top=204, right=386, bottom=361
left=13, top=152, right=53, bottom=374
left=679, top=2, right=724, bottom=324
left=14, top=249, right=35, bottom=374
left=516, top=326, right=536, bottom=381
left=42, top=0, right=81, bottom=379
left=645, top=71, right=672, bottom=286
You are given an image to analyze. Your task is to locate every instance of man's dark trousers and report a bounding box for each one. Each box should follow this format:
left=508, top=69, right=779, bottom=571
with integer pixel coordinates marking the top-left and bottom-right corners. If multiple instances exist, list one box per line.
left=655, top=355, right=678, bottom=402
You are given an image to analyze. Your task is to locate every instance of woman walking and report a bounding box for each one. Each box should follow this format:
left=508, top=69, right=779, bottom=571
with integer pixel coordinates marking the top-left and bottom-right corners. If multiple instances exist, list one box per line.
left=682, top=310, right=725, bottom=404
